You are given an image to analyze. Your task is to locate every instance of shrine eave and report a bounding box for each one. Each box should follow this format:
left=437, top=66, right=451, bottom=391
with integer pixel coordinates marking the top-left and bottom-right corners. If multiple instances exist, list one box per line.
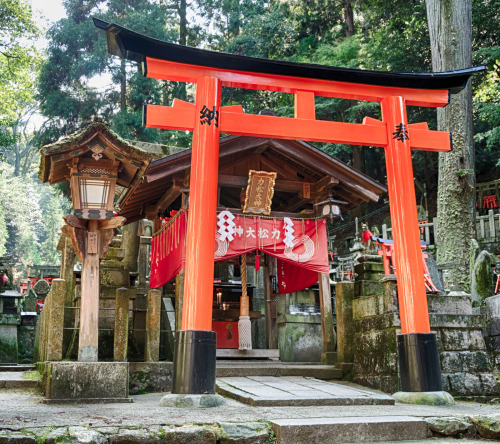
left=94, top=18, right=485, bottom=94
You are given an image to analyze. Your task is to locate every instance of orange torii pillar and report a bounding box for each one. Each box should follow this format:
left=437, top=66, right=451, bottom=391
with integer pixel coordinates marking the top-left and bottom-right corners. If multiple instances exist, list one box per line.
left=171, top=77, right=222, bottom=394
left=381, top=97, right=441, bottom=391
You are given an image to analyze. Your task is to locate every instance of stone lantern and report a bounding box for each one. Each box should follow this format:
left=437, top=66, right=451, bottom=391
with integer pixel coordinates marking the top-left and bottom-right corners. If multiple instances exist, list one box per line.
left=39, top=122, right=152, bottom=362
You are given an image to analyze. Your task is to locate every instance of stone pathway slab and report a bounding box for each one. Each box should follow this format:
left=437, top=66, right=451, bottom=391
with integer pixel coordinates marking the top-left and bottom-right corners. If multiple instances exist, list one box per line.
left=216, top=376, right=394, bottom=406
left=271, top=416, right=427, bottom=444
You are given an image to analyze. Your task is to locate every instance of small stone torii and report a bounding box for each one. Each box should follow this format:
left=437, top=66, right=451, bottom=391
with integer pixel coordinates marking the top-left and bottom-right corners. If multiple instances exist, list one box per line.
left=95, top=17, right=484, bottom=395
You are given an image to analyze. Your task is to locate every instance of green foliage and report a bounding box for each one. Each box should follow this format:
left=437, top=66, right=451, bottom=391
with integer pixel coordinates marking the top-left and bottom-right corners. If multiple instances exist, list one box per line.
left=36, top=0, right=180, bottom=147
left=0, top=0, right=41, bottom=119
left=0, top=161, right=70, bottom=265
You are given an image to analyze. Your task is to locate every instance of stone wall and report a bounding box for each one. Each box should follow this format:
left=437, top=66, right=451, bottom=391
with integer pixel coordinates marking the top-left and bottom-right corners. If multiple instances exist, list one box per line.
left=17, top=326, right=36, bottom=363
left=428, top=291, right=498, bottom=397
left=351, top=259, right=400, bottom=393
left=0, top=317, right=20, bottom=363
left=346, top=255, right=498, bottom=397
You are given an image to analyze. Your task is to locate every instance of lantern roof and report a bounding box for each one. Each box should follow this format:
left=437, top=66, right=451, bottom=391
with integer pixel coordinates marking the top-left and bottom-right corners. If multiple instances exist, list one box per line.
left=94, top=18, right=485, bottom=94
left=39, top=121, right=153, bottom=189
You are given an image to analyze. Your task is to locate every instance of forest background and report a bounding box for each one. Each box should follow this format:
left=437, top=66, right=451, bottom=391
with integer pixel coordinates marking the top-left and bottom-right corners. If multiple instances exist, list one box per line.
left=0, top=0, right=498, bottom=273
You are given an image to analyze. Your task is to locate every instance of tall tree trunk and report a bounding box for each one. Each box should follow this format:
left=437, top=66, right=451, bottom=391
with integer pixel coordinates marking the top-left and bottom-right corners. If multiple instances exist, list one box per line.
left=343, top=0, right=354, bottom=37
left=120, top=59, right=127, bottom=110
left=178, top=0, right=187, bottom=100
left=426, top=0, right=475, bottom=291
left=12, top=124, right=20, bottom=177
left=179, top=0, right=187, bottom=46
left=343, top=0, right=364, bottom=217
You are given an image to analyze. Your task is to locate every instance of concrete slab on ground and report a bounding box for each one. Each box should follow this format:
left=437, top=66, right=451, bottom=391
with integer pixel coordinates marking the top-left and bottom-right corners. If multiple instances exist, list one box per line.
left=272, top=416, right=427, bottom=443
left=216, top=360, right=342, bottom=378
left=216, top=376, right=394, bottom=406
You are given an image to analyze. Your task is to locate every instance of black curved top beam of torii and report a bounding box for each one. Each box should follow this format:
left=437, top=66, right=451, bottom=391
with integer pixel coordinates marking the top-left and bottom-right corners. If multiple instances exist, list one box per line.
left=94, top=18, right=484, bottom=94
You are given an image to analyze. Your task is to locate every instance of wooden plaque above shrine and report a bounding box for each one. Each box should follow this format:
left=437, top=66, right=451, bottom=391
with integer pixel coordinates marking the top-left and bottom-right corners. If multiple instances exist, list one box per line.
left=243, top=170, right=277, bottom=215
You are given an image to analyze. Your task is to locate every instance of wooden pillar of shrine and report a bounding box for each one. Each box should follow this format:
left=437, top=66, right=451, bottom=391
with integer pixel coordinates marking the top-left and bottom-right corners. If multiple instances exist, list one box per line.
left=78, top=221, right=100, bottom=362
left=172, top=76, right=222, bottom=394
left=318, top=272, right=336, bottom=364
left=381, top=96, right=442, bottom=392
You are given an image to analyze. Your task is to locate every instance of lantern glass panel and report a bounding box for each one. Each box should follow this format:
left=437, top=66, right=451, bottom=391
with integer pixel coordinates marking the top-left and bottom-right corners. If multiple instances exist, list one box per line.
left=80, top=178, right=110, bottom=209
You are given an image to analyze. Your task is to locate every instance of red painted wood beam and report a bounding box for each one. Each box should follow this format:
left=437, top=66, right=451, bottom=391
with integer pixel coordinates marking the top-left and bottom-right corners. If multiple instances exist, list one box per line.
left=145, top=57, right=451, bottom=108
left=145, top=103, right=451, bottom=152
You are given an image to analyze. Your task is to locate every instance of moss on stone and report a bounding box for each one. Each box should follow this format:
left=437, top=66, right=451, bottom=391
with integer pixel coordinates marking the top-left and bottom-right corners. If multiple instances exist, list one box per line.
left=22, top=370, right=42, bottom=381
left=206, top=423, right=230, bottom=440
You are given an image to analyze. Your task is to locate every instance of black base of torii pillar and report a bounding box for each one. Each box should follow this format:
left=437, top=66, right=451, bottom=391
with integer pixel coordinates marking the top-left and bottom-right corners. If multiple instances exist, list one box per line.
left=171, top=330, right=217, bottom=394
left=397, top=333, right=442, bottom=391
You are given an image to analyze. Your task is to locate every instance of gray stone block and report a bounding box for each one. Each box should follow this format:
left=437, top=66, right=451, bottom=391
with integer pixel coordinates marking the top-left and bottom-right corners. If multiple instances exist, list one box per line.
left=469, top=330, right=487, bottom=350
left=278, top=322, right=322, bottom=362
left=486, top=318, right=500, bottom=336
left=128, top=362, right=173, bottom=394
left=425, top=416, right=471, bottom=436
left=109, top=428, right=160, bottom=443
left=447, top=373, right=482, bottom=396
left=219, top=422, right=269, bottom=444
left=68, top=426, right=107, bottom=444
left=160, top=425, right=216, bottom=444
left=271, top=416, right=427, bottom=444
left=45, top=362, right=130, bottom=401
left=0, top=433, right=36, bottom=443
left=440, top=330, right=471, bottom=351
left=480, top=373, right=500, bottom=395
left=159, top=393, right=226, bottom=408
left=485, top=295, right=500, bottom=318
left=429, top=314, right=483, bottom=328
left=427, top=295, right=473, bottom=315
left=472, top=414, right=500, bottom=440
left=45, top=427, right=69, bottom=444
left=459, top=351, right=491, bottom=372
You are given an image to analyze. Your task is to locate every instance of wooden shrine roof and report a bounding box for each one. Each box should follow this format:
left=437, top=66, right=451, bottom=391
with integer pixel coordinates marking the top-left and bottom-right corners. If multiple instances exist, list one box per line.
left=117, top=135, right=387, bottom=223
left=39, top=122, right=153, bottom=189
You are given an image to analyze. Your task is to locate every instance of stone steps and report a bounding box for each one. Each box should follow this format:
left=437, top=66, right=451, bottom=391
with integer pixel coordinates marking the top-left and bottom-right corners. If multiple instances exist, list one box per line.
left=0, top=364, right=35, bottom=371
left=216, top=361, right=342, bottom=379
left=0, top=371, right=38, bottom=388
left=217, top=376, right=394, bottom=407
left=271, top=416, right=428, bottom=444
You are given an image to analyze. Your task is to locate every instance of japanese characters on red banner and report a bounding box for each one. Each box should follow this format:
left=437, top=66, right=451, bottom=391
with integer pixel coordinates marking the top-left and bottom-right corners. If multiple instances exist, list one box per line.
left=150, top=210, right=329, bottom=294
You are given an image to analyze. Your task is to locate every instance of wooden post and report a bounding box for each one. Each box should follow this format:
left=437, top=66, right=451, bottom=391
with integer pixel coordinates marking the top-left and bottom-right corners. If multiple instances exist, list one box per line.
left=46, top=279, right=66, bottom=361
left=61, top=236, right=76, bottom=306
left=78, top=221, right=100, bottom=362
left=238, top=254, right=252, bottom=350
left=263, top=262, right=278, bottom=349
left=145, top=289, right=162, bottom=362
left=138, top=235, right=151, bottom=291
left=489, top=209, right=495, bottom=239
left=318, top=272, right=336, bottom=364
left=335, top=281, right=355, bottom=367
left=114, top=287, right=129, bottom=362
left=175, top=269, right=184, bottom=332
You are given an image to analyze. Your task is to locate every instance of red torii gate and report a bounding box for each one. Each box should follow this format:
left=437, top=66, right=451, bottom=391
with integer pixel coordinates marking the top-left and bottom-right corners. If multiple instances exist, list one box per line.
left=96, top=18, right=483, bottom=395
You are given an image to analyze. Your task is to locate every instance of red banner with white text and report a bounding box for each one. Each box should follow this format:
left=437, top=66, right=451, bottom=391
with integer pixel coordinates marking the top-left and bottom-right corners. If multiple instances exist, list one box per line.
left=149, top=210, right=187, bottom=289
left=150, top=210, right=329, bottom=292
